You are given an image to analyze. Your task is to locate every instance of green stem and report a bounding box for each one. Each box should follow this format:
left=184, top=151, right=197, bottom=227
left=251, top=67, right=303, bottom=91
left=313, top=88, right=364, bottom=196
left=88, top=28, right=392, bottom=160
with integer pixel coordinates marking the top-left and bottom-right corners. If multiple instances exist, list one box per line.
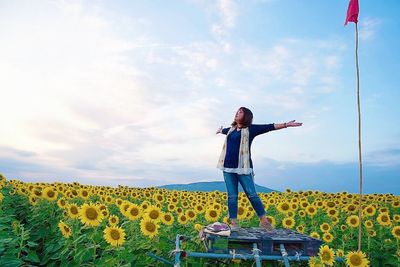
left=92, top=230, right=97, bottom=263
left=17, top=225, right=24, bottom=259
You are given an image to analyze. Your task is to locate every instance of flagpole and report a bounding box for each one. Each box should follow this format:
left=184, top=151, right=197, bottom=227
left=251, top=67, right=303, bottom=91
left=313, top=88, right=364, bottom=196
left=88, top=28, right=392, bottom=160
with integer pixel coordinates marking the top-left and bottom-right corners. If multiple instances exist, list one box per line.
left=355, top=22, right=363, bottom=252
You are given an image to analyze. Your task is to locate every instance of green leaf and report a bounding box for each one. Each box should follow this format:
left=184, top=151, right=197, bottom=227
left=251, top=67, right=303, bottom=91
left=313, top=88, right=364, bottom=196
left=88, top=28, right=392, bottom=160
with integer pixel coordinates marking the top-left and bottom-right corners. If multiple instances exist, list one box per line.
left=0, top=257, right=23, bottom=267
left=73, top=233, right=88, bottom=244
left=24, top=250, right=40, bottom=263
left=27, top=241, right=38, bottom=248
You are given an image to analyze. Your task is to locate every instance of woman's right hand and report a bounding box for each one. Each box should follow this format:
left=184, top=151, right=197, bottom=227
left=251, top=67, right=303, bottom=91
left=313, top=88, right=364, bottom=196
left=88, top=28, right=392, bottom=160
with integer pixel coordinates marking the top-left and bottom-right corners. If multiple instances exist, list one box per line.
left=216, top=126, right=223, bottom=134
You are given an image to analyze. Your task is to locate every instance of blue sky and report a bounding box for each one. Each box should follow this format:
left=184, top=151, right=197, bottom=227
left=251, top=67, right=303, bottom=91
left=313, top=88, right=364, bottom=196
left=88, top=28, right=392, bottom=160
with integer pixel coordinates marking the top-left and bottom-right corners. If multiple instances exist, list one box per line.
left=0, top=0, right=399, bottom=194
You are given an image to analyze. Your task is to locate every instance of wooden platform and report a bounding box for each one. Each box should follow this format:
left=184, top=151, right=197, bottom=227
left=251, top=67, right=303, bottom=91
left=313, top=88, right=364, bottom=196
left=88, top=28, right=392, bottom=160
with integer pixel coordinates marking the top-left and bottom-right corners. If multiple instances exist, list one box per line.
left=205, top=227, right=322, bottom=256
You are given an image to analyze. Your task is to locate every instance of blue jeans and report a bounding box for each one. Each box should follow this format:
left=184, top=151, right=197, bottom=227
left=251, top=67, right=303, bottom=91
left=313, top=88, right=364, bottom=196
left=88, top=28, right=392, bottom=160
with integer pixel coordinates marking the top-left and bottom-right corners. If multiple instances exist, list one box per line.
left=223, top=171, right=266, bottom=219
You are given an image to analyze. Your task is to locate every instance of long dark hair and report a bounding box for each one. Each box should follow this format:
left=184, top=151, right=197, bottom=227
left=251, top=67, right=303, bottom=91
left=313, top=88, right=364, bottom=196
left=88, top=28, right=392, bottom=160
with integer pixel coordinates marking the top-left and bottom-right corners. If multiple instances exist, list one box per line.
left=231, top=107, right=253, bottom=128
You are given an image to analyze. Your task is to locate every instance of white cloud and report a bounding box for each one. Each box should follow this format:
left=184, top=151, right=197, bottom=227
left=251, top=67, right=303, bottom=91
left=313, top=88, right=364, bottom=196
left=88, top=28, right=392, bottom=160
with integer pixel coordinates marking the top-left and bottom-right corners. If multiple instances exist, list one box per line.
left=359, top=17, right=381, bottom=41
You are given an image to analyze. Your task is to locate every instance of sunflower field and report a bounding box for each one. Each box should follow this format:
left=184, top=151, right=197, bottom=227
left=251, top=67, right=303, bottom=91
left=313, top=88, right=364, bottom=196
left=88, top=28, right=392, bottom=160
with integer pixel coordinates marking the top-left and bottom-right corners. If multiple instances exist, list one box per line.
left=0, top=173, right=399, bottom=267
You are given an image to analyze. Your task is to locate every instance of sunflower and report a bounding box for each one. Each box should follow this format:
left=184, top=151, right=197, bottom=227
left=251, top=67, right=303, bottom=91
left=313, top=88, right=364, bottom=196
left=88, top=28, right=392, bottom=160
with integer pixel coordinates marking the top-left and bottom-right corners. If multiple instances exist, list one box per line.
left=57, top=198, right=67, bottom=209
left=363, top=220, right=373, bottom=229
left=282, top=217, right=295, bottom=229
left=153, top=193, right=164, bottom=203
left=42, top=187, right=58, bottom=201
left=336, top=249, right=345, bottom=257
left=58, top=221, right=72, bottom=238
left=266, top=216, right=276, bottom=227
left=346, top=215, right=360, bottom=228
left=79, top=203, right=104, bottom=227
left=392, top=200, right=400, bottom=208
left=185, top=209, right=197, bottom=221
left=141, top=201, right=150, bottom=210
left=161, top=212, right=174, bottom=226
left=391, top=226, right=400, bottom=240
left=299, top=200, right=309, bottom=209
left=78, top=189, right=90, bottom=200
left=305, top=205, right=318, bottom=217
left=367, top=229, right=376, bottom=237
left=296, top=225, right=305, bottom=233
left=178, top=214, right=189, bottom=225
left=67, top=204, right=80, bottom=219
left=393, top=214, right=400, bottom=223
left=103, top=226, right=126, bottom=247
left=193, top=223, right=203, bottom=232
left=377, top=212, right=392, bottom=227
left=168, top=203, right=176, bottom=212
left=145, top=206, right=163, bottom=222
left=320, top=223, right=331, bottom=233
left=277, top=201, right=291, bottom=214
left=108, top=215, right=119, bottom=226
left=318, top=245, right=335, bottom=266
left=194, top=204, right=205, bottom=214
left=345, top=251, right=370, bottom=267
left=363, top=205, right=376, bottom=217
left=326, top=208, right=338, bottom=217
left=126, top=204, right=142, bottom=221
left=115, top=198, right=124, bottom=206
left=323, top=232, right=333, bottom=243
left=120, top=201, right=132, bottom=216
left=237, top=206, right=248, bottom=220
left=205, top=208, right=221, bottom=222
left=310, top=232, right=320, bottom=239
left=298, top=210, right=306, bottom=218
left=308, top=256, right=323, bottom=267
left=140, top=217, right=160, bottom=239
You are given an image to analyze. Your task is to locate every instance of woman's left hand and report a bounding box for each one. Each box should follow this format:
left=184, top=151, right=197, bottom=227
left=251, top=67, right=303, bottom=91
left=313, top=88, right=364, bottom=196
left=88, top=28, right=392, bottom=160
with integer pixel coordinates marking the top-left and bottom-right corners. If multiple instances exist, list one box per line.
left=286, top=120, right=302, bottom=127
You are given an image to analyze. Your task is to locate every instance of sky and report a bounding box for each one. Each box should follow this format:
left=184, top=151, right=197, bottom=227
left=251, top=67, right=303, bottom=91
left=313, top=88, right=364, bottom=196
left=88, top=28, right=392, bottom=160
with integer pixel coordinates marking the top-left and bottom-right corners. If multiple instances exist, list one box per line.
left=0, top=0, right=399, bottom=194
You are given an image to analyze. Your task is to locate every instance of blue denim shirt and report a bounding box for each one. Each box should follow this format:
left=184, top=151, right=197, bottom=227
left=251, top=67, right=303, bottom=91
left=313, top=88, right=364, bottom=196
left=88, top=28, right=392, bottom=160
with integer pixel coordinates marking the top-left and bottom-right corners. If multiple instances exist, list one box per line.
left=221, top=124, right=275, bottom=169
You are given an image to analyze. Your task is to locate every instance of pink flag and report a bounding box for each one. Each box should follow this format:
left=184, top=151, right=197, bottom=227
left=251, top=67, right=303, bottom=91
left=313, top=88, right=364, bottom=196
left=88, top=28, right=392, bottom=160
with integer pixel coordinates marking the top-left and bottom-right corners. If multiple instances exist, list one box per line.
left=345, top=0, right=359, bottom=25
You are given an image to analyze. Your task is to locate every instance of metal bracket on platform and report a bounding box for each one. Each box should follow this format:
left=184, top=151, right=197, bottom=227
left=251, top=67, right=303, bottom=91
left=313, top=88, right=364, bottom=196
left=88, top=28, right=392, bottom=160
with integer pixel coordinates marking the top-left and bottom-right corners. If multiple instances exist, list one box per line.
left=279, top=244, right=290, bottom=267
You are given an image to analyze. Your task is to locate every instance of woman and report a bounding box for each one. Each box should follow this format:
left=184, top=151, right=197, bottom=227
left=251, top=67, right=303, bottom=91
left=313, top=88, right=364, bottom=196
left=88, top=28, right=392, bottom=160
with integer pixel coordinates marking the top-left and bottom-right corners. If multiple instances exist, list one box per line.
left=216, top=107, right=302, bottom=231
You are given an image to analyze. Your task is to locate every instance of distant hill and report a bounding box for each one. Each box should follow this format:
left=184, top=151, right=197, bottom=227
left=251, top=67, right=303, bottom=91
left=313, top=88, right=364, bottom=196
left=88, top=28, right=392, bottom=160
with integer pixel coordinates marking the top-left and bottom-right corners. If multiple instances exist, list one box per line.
left=158, top=181, right=277, bottom=193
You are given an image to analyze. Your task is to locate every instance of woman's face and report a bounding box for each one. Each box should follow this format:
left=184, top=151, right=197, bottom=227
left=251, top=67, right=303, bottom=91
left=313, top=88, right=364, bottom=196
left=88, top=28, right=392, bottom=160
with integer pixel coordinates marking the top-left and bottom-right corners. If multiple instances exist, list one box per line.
left=235, top=109, right=245, bottom=123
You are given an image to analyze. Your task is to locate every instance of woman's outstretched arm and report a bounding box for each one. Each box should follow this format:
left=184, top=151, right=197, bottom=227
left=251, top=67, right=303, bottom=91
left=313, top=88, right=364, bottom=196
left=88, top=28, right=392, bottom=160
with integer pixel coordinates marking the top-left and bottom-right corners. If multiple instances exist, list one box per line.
left=274, top=120, right=303, bottom=130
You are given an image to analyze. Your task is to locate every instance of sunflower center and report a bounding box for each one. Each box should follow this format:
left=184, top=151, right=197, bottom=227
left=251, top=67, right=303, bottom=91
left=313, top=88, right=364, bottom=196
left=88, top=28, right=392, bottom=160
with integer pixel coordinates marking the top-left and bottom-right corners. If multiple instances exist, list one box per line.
left=321, top=251, right=331, bottom=260
left=111, top=229, right=120, bottom=240
left=47, top=190, right=55, bottom=197
left=130, top=208, right=139, bottom=216
left=86, top=207, right=98, bottom=220
left=165, top=215, right=171, bottom=221
left=71, top=206, right=78, bottom=214
left=64, top=226, right=70, bottom=232
left=210, top=210, right=217, bottom=217
left=350, top=254, right=361, bottom=265
left=149, top=210, right=159, bottom=219
left=146, top=222, right=156, bottom=232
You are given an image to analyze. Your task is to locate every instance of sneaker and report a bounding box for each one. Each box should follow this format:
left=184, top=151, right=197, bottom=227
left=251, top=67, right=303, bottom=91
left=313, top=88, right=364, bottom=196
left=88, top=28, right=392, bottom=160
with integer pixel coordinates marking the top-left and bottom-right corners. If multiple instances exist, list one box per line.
left=259, top=220, right=274, bottom=232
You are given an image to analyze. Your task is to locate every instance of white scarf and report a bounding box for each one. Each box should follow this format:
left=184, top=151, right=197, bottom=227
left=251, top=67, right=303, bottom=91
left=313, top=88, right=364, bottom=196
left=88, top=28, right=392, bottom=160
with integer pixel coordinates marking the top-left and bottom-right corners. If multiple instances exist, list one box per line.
left=217, top=126, right=253, bottom=175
